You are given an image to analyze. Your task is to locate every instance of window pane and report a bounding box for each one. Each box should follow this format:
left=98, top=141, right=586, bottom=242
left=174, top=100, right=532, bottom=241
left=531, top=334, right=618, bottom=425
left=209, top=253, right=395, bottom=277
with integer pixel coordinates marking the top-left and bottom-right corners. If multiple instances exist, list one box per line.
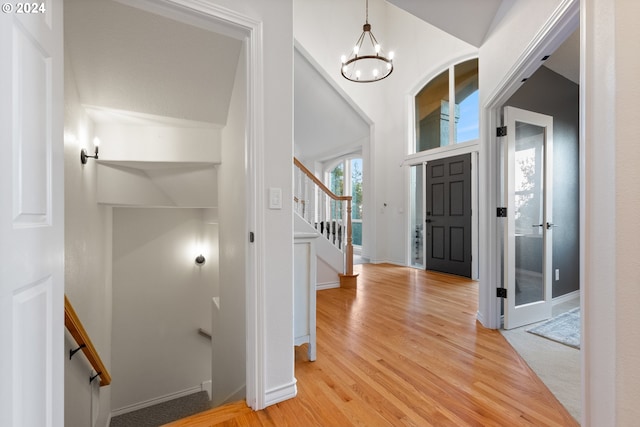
left=352, top=221, right=362, bottom=246
left=415, top=70, right=449, bottom=152
left=351, top=159, right=363, bottom=220
left=410, top=164, right=424, bottom=267
left=329, top=164, right=344, bottom=196
left=454, top=58, right=479, bottom=143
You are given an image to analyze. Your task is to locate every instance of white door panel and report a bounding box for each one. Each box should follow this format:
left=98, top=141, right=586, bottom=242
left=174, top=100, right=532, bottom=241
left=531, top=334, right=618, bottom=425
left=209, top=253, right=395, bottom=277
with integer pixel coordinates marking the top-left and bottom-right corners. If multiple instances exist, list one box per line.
left=0, top=2, right=64, bottom=426
left=503, top=106, right=553, bottom=330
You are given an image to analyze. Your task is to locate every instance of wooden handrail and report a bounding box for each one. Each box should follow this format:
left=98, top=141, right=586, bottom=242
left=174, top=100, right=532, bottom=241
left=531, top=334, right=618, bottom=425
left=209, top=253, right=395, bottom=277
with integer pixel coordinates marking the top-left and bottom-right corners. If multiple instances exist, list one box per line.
left=294, top=158, right=351, bottom=202
left=64, top=295, right=111, bottom=386
left=294, top=157, right=357, bottom=285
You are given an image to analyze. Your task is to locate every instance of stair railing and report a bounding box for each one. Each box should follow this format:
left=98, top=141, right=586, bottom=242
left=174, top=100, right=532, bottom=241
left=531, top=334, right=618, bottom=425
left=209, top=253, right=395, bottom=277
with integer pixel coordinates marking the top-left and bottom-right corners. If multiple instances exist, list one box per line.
left=65, top=295, right=111, bottom=386
left=294, top=157, right=356, bottom=286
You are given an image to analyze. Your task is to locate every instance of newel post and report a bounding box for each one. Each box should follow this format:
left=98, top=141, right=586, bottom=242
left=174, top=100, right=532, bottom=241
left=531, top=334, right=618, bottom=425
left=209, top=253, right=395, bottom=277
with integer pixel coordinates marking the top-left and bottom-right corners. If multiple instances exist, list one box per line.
left=339, top=197, right=358, bottom=288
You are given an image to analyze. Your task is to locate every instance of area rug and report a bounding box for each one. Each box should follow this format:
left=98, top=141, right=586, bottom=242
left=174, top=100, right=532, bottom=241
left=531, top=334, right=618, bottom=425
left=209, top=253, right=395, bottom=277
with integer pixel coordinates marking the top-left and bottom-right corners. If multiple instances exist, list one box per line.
left=527, top=308, right=580, bottom=349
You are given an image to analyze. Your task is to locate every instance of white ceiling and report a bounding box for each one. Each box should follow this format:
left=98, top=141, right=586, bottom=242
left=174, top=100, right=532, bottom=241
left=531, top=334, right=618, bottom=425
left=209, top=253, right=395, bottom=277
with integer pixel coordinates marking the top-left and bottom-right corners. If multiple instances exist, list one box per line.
left=65, top=0, right=242, bottom=126
left=387, top=0, right=505, bottom=47
left=543, top=28, right=580, bottom=84
left=65, top=0, right=578, bottom=168
left=294, top=50, right=369, bottom=161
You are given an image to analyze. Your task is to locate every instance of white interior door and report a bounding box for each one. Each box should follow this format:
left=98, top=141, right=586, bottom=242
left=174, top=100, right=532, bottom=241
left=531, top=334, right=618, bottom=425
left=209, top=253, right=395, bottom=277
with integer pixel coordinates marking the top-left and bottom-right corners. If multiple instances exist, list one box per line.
left=503, top=106, right=553, bottom=330
left=0, top=2, right=65, bottom=426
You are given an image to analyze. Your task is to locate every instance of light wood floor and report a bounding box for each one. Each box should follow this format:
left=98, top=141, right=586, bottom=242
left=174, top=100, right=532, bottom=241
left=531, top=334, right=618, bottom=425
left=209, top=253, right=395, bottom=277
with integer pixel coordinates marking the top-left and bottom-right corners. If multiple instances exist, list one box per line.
left=167, top=263, right=578, bottom=426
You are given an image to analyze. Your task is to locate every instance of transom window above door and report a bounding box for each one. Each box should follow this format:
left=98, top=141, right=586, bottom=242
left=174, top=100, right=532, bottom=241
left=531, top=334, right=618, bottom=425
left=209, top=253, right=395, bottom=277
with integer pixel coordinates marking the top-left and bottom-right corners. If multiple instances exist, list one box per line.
left=414, top=58, right=479, bottom=152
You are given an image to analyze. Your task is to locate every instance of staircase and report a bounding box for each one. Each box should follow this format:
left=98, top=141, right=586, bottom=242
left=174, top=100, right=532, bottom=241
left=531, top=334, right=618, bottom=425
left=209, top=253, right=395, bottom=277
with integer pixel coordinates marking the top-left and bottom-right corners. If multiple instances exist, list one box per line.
left=293, top=157, right=357, bottom=288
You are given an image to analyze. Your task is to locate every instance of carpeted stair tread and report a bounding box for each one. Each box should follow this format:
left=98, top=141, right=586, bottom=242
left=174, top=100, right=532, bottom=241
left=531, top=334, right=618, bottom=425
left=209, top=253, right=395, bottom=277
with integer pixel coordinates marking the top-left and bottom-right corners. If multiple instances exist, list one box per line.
left=110, top=391, right=212, bottom=427
left=162, top=400, right=252, bottom=427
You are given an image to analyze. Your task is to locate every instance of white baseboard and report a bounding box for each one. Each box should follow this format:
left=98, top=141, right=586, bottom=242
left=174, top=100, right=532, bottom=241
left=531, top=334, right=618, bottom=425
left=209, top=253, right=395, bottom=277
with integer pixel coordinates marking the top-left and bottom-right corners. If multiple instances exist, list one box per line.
left=476, top=310, right=487, bottom=327
left=221, top=384, right=246, bottom=405
left=202, top=380, right=212, bottom=399
left=317, top=281, right=339, bottom=290
left=264, top=379, right=297, bottom=407
left=553, top=289, right=580, bottom=306
left=110, top=383, right=211, bottom=417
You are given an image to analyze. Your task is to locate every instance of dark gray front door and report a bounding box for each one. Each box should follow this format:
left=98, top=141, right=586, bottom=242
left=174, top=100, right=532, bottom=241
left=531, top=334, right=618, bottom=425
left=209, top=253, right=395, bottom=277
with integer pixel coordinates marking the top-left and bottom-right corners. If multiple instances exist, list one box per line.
left=425, top=153, right=472, bottom=277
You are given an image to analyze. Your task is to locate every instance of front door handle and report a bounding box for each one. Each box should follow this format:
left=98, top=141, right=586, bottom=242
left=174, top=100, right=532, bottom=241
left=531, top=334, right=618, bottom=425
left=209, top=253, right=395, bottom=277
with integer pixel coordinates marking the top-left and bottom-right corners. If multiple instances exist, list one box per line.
left=532, top=224, right=543, bottom=228
left=546, top=222, right=557, bottom=229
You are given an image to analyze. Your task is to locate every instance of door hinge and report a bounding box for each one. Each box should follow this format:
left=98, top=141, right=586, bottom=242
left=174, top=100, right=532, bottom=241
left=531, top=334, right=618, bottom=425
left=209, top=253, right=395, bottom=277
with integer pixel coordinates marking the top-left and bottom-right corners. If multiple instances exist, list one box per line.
left=497, top=126, right=507, bottom=137
left=496, top=288, right=507, bottom=298
left=249, top=232, right=255, bottom=243
left=497, top=207, right=507, bottom=217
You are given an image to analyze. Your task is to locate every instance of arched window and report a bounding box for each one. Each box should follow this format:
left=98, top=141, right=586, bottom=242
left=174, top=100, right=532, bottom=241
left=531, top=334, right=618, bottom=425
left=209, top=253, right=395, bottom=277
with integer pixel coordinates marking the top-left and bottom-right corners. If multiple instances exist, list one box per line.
left=415, top=58, right=479, bottom=152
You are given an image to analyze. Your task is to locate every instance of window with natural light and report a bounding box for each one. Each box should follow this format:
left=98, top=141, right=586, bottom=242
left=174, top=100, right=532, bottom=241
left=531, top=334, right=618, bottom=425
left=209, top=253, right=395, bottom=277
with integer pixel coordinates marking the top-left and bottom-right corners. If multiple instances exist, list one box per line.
left=415, top=58, right=479, bottom=152
left=328, top=158, right=363, bottom=247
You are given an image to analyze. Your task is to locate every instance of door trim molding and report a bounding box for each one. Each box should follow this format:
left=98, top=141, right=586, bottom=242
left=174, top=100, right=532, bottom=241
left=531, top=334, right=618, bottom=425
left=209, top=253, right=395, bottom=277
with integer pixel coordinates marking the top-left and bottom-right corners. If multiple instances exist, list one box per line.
left=118, top=0, right=266, bottom=410
left=479, top=0, right=579, bottom=331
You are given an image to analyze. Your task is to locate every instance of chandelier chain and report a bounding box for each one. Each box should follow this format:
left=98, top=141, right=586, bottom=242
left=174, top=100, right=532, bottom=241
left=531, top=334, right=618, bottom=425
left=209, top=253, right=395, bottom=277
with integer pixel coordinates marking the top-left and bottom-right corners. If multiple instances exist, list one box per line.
left=365, top=0, right=369, bottom=24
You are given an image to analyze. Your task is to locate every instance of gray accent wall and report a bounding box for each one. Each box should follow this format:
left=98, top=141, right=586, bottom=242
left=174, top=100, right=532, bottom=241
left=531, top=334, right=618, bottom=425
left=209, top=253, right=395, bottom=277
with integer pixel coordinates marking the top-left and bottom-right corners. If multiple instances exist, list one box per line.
left=507, top=65, right=580, bottom=298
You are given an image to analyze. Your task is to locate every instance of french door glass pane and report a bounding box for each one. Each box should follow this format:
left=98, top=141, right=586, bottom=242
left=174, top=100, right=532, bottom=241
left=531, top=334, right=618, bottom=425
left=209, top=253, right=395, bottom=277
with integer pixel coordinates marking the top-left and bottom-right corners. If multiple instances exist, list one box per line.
left=514, top=122, right=545, bottom=306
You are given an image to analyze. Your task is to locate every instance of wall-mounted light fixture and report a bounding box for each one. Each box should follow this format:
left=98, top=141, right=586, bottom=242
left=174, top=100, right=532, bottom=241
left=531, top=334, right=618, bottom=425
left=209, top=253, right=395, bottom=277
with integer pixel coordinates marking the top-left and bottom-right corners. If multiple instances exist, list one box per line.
left=80, top=137, right=100, bottom=164
left=195, top=254, right=206, bottom=266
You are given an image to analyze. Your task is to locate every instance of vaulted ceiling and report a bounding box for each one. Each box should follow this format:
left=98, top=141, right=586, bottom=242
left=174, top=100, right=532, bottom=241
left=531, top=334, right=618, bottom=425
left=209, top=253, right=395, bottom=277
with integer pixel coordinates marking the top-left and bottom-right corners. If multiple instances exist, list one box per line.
left=387, top=0, right=505, bottom=47
left=65, top=0, right=242, bottom=126
left=65, top=0, right=578, bottom=168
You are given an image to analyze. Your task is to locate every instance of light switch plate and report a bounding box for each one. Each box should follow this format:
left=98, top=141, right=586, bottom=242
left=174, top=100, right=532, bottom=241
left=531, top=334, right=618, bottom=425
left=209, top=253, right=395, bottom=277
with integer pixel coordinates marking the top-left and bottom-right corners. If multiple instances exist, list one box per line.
left=269, top=187, right=282, bottom=209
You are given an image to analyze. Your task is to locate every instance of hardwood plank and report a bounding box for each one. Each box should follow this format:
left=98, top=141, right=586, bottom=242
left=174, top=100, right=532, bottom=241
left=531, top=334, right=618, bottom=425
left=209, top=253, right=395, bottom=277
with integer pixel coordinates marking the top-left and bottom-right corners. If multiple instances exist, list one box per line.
left=170, top=263, right=578, bottom=426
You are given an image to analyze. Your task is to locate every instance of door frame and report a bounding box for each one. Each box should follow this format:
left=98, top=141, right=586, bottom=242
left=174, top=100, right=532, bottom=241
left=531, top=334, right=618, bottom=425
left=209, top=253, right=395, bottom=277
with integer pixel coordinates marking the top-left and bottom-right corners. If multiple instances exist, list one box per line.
left=112, top=0, right=266, bottom=409
left=424, top=153, right=474, bottom=278
left=479, top=1, right=578, bottom=330
left=502, top=106, right=554, bottom=329
left=406, top=144, right=479, bottom=280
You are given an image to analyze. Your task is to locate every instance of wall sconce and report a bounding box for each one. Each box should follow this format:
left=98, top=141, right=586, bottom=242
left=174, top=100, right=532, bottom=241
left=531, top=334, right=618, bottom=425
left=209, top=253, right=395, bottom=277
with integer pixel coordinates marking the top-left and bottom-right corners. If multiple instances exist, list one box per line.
left=195, top=254, right=206, bottom=266
left=80, top=137, right=100, bottom=164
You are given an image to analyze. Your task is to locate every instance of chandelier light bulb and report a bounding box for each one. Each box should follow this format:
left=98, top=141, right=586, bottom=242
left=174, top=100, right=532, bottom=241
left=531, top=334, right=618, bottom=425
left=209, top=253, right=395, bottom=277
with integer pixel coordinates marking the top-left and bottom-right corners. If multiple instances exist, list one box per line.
left=389, top=51, right=395, bottom=60
left=373, top=69, right=379, bottom=78
left=356, top=70, right=361, bottom=79
left=375, top=44, right=381, bottom=54
left=353, top=45, right=360, bottom=55
left=341, top=54, right=347, bottom=64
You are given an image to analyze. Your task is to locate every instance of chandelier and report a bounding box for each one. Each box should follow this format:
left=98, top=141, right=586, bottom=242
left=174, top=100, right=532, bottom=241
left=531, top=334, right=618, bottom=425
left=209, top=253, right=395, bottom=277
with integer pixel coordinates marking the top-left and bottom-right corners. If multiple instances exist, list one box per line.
left=340, top=0, right=394, bottom=83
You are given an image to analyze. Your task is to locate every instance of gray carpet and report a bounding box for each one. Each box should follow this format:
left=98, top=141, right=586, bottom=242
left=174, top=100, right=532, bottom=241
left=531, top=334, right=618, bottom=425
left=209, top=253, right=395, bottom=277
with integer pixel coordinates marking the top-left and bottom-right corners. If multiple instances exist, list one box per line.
left=527, top=307, right=580, bottom=349
left=109, top=391, right=211, bottom=427
left=500, top=300, right=581, bottom=422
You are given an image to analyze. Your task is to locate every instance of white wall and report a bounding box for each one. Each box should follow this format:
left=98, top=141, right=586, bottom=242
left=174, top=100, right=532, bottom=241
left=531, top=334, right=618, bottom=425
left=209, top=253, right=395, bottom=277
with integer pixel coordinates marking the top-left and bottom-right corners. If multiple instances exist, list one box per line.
left=111, top=207, right=218, bottom=411
left=613, top=0, right=640, bottom=421
left=476, top=0, right=572, bottom=327
left=294, top=0, right=476, bottom=265
left=213, top=41, right=247, bottom=406
left=583, top=0, right=640, bottom=424
left=210, top=0, right=296, bottom=406
left=64, top=50, right=112, bottom=427
left=479, top=0, right=571, bottom=104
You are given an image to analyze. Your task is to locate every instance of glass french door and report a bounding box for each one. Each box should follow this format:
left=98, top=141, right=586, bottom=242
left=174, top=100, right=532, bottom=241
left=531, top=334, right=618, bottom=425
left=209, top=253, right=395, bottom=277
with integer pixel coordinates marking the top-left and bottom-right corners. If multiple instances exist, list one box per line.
left=503, top=106, right=554, bottom=329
